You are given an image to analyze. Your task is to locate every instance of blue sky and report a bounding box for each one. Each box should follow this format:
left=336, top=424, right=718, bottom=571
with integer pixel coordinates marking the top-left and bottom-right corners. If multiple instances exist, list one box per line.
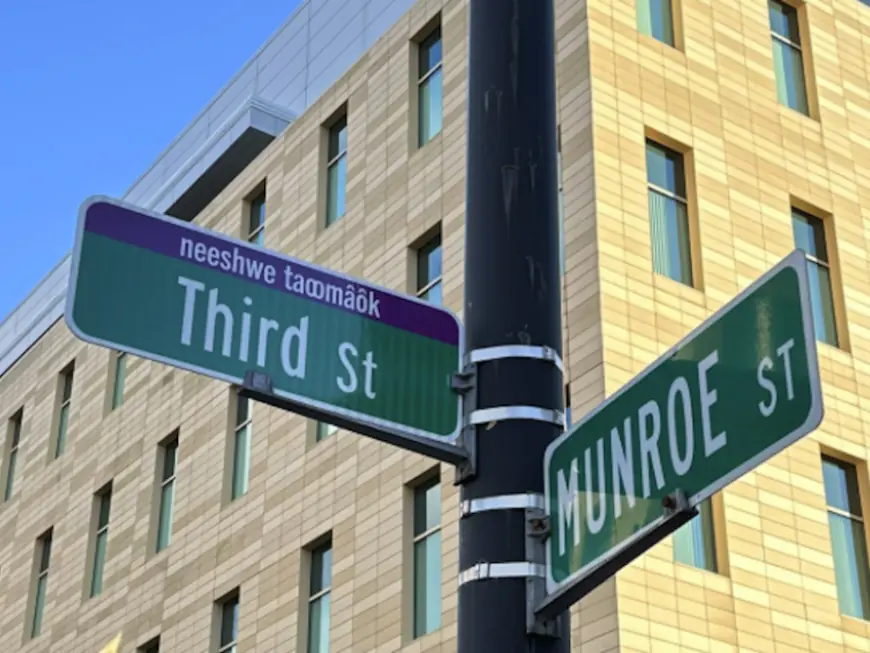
left=0, top=0, right=301, bottom=320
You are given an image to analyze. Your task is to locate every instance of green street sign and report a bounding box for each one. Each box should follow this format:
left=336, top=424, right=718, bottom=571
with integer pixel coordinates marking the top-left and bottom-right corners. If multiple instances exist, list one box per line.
left=541, top=250, right=823, bottom=608
left=66, top=196, right=464, bottom=460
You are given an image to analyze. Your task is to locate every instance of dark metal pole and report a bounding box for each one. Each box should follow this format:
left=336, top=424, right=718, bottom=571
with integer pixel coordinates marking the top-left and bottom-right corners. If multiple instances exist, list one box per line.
left=459, top=1, right=570, bottom=652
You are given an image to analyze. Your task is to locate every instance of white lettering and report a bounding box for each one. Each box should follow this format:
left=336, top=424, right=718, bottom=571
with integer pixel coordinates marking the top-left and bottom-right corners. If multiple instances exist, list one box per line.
left=280, top=317, right=309, bottom=379
left=557, top=460, right=580, bottom=557
left=264, top=265, right=277, bottom=285
left=638, top=400, right=664, bottom=498
left=667, top=377, right=693, bottom=476
left=585, top=439, right=607, bottom=535
left=698, top=350, right=726, bottom=457
left=177, top=276, right=204, bottom=346
left=205, top=288, right=233, bottom=357
left=337, top=342, right=358, bottom=393
left=179, top=238, right=194, bottom=259
left=257, top=318, right=279, bottom=367
left=611, top=417, right=635, bottom=519
left=362, top=351, right=377, bottom=399
left=757, top=356, right=776, bottom=417
left=777, top=338, right=796, bottom=401
left=239, top=297, right=253, bottom=363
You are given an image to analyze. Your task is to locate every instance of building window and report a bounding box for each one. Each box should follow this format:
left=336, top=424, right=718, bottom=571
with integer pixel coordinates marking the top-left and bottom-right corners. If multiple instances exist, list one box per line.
left=3, top=409, right=22, bottom=502
left=413, top=476, right=442, bottom=638
left=138, top=637, right=160, bottom=653
left=417, top=26, right=443, bottom=146
left=111, top=351, right=127, bottom=410
left=325, top=115, right=348, bottom=227
left=156, top=435, right=178, bottom=553
left=55, top=364, right=75, bottom=458
left=307, top=540, right=332, bottom=653
left=822, top=456, right=870, bottom=620
left=247, top=191, right=266, bottom=246
left=416, top=233, right=443, bottom=305
left=231, top=394, right=252, bottom=500
left=673, top=499, right=718, bottom=572
left=89, top=485, right=112, bottom=598
left=637, top=0, right=675, bottom=46
left=769, top=0, right=809, bottom=115
left=792, top=208, right=839, bottom=347
left=645, top=139, right=693, bottom=286
left=218, top=593, right=239, bottom=653
left=316, top=421, right=337, bottom=442
left=30, top=529, right=52, bottom=638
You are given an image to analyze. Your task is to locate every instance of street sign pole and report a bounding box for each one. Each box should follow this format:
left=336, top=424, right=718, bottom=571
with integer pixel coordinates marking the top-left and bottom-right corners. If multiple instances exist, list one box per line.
left=458, top=1, right=571, bottom=652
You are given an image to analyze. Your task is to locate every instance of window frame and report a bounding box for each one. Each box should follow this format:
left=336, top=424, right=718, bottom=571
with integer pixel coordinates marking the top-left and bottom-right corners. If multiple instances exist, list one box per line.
left=821, top=454, right=870, bottom=621
left=768, top=0, right=812, bottom=116
left=306, top=538, right=333, bottom=653
left=247, top=190, right=266, bottom=246
left=217, top=593, right=240, bottom=653
left=636, top=0, right=678, bottom=47
left=156, top=435, right=178, bottom=553
left=672, top=497, right=719, bottom=573
left=110, top=351, right=127, bottom=410
left=416, top=24, right=443, bottom=147
left=231, top=394, right=252, bottom=501
left=89, top=485, right=113, bottom=598
left=54, top=364, right=75, bottom=458
left=325, top=114, right=348, bottom=227
left=3, top=409, right=22, bottom=502
left=30, top=529, right=53, bottom=639
left=644, top=136, right=698, bottom=289
left=791, top=205, right=843, bottom=349
left=412, top=475, right=443, bottom=639
left=415, top=231, right=443, bottom=305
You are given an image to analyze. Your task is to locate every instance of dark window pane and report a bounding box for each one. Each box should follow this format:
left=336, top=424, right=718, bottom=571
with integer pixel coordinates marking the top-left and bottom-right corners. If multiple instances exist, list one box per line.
left=249, top=194, right=265, bottom=233
left=648, top=190, right=693, bottom=286
left=417, top=235, right=443, bottom=290
left=674, top=500, right=717, bottom=572
left=645, top=141, right=686, bottom=197
left=220, top=598, right=239, bottom=646
left=307, top=593, right=331, bottom=653
left=808, top=262, right=839, bottom=347
left=772, top=39, right=808, bottom=113
left=792, top=210, right=828, bottom=262
left=823, top=457, right=863, bottom=516
left=328, top=117, right=348, bottom=160
left=828, top=512, right=870, bottom=620
left=414, top=479, right=441, bottom=536
left=11, top=412, right=22, bottom=447
left=769, top=0, right=800, bottom=43
left=413, top=530, right=442, bottom=636
left=310, top=544, right=333, bottom=595
left=98, top=492, right=112, bottom=528
left=419, top=29, right=442, bottom=77
left=62, top=370, right=74, bottom=402
left=236, top=396, right=250, bottom=427
left=40, top=535, right=52, bottom=572
left=637, top=0, right=675, bottom=46
left=162, top=439, right=178, bottom=480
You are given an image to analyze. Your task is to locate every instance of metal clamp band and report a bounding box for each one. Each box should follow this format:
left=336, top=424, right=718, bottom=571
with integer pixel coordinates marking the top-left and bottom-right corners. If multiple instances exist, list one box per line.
left=465, top=345, right=563, bottom=372
left=460, top=493, right=544, bottom=517
left=458, top=562, right=546, bottom=586
left=469, top=406, right=564, bottom=427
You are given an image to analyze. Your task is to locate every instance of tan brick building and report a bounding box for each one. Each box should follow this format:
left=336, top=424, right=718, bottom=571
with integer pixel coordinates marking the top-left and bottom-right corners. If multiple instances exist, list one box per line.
left=2, top=0, right=870, bottom=651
